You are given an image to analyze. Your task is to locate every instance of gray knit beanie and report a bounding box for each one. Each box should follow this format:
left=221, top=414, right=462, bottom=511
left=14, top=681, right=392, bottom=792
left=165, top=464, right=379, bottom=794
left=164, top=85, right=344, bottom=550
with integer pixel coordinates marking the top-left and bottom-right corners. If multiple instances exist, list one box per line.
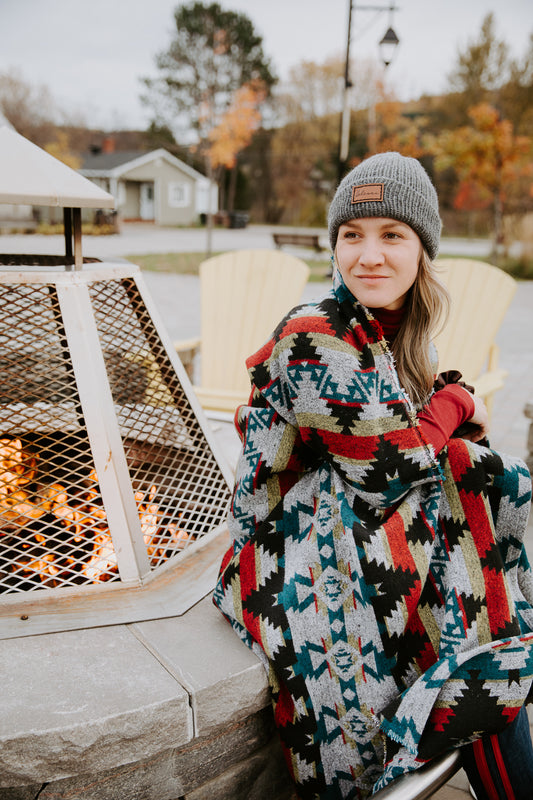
left=328, top=152, right=441, bottom=259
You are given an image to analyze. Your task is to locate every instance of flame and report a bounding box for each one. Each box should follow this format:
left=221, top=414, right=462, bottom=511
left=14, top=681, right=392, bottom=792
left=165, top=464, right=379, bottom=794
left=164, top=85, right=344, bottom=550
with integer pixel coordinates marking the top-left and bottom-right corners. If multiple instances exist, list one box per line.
left=0, top=439, right=189, bottom=586
left=82, top=531, right=117, bottom=582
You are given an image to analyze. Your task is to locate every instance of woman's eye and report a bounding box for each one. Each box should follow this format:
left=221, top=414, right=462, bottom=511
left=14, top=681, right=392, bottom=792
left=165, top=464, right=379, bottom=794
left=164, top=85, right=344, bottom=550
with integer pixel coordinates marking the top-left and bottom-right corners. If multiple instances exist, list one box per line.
left=384, top=232, right=401, bottom=240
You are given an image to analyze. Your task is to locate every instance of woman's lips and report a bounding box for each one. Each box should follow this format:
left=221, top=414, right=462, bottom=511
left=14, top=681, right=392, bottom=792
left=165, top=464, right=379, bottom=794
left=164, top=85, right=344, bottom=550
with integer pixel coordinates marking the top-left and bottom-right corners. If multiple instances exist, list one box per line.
left=356, top=275, right=388, bottom=283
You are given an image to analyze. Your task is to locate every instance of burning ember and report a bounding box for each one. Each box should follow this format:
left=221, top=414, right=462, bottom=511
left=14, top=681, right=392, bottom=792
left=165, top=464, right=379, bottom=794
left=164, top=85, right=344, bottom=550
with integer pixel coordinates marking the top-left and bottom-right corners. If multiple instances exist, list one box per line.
left=0, top=437, right=189, bottom=587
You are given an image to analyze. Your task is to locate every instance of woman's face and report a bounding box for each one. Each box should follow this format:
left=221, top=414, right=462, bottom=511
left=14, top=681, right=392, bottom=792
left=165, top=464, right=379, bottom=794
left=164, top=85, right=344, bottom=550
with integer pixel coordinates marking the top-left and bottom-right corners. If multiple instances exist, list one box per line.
left=335, top=217, right=422, bottom=310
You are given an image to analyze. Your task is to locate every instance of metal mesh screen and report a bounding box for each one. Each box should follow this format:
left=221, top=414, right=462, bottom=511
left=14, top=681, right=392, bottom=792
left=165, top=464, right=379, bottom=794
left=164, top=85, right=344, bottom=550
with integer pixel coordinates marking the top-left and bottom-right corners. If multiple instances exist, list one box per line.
left=89, top=277, right=231, bottom=569
left=0, top=283, right=120, bottom=592
left=0, top=275, right=231, bottom=595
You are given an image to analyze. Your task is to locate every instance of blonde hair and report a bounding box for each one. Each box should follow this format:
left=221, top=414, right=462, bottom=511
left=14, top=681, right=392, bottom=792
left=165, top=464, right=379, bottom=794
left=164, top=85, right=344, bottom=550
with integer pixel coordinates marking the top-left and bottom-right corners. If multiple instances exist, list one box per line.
left=391, top=250, right=450, bottom=407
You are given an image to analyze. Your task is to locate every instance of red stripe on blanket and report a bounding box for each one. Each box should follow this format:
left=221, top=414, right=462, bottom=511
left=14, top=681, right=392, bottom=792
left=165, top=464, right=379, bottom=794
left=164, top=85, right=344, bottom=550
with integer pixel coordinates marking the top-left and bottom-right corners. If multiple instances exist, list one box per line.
left=414, top=634, right=438, bottom=671
left=444, top=439, right=514, bottom=634
left=430, top=705, right=456, bottom=732
left=502, top=706, right=520, bottom=724
left=458, top=490, right=494, bottom=558
left=387, top=512, right=413, bottom=572
left=274, top=680, right=296, bottom=728
left=247, top=338, right=275, bottom=368
left=386, top=427, right=430, bottom=450
left=281, top=315, right=338, bottom=338
left=483, top=566, right=513, bottom=633
left=239, top=541, right=258, bottom=600
left=308, top=428, right=380, bottom=460
left=388, top=513, right=439, bottom=668
left=446, top=437, right=473, bottom=481
left=218, top=544, right=234, bottom=579
left=456, top=487, right=513, bottom=633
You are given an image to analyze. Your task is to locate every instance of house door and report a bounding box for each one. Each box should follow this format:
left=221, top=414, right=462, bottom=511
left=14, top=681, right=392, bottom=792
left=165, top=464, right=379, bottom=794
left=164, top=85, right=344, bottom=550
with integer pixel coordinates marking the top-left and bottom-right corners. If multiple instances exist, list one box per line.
left=139, top=182, right=155, bottom=220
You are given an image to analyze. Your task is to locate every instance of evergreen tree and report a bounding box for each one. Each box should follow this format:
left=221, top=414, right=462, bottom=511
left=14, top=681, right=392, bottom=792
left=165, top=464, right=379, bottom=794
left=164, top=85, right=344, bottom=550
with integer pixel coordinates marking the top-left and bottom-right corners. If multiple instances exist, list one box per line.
left=141, top=2, right=275, bottom=143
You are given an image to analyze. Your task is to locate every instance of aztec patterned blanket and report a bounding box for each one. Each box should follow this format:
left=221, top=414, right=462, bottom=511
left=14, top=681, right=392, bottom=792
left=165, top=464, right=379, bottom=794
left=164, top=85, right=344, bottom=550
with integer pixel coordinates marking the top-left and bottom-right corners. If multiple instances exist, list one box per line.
left=214, top=272, right=533, bottom=798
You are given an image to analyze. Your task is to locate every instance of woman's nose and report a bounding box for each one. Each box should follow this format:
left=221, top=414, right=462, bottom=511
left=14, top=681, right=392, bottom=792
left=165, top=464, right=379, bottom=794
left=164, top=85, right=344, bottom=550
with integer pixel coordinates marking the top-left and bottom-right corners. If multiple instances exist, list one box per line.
left=358, top=237, right=385, bottom=265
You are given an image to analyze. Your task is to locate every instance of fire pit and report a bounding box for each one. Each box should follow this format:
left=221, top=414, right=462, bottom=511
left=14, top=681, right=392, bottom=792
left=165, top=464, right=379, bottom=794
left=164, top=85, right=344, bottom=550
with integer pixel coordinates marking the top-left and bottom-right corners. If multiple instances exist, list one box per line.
left=0, top=262, right=233, bottom=636
left=0, top=128, right=232, bottom=638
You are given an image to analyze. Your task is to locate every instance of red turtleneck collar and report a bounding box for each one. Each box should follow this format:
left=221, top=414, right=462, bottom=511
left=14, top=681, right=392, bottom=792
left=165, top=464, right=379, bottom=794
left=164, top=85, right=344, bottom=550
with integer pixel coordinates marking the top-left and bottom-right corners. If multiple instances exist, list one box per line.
left=369, top=305, right=406, bottom=345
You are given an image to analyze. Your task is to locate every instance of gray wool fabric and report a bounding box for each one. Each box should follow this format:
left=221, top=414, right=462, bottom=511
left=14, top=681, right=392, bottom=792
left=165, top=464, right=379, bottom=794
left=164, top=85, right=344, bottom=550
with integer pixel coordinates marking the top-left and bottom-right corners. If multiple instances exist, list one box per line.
left=328, top=152, right=442, bottom=259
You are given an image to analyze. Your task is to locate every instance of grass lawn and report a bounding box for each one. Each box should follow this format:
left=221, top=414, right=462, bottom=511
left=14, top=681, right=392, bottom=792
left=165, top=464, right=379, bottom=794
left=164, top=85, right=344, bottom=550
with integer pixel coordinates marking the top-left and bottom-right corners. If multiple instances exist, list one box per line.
left=126, top=250, right=533, bottom=281
left=126, top=252, right=332, bottom=281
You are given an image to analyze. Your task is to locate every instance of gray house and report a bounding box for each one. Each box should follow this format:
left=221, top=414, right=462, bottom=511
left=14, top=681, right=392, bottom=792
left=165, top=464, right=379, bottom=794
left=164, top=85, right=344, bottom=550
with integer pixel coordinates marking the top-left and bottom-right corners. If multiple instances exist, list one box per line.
left=80, top=147, right=217, bottom=226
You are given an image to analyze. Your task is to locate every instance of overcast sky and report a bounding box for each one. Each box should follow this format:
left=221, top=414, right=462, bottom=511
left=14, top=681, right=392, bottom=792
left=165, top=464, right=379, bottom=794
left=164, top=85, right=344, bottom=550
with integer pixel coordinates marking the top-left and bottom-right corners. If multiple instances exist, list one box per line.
left=0, top=0, right=530, bottom=131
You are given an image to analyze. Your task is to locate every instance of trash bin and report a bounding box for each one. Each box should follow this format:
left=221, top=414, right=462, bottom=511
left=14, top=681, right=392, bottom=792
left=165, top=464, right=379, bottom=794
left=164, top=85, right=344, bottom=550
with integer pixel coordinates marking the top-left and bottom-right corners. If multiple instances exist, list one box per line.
left=228, top=212, right=249, bottom=229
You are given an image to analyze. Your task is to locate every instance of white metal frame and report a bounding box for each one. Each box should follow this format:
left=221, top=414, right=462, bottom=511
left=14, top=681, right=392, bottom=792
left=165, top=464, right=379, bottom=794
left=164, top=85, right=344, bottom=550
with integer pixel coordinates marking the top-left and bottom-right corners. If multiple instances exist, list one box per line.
left=0, top=263, right=233, bottom=637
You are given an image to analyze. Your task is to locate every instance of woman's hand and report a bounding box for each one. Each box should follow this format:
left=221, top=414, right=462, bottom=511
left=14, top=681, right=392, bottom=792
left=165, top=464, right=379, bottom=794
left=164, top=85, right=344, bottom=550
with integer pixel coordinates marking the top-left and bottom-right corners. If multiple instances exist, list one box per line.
left=462, top=392, right=490, bottom=442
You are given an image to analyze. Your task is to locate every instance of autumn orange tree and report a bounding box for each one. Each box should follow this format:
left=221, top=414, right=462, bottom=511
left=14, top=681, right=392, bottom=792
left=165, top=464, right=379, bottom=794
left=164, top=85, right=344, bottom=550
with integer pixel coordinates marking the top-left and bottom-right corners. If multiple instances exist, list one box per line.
left=428, top=103, right=532, bottom=259
left=367, top=98, right=426, bottom=158
left=206, top=80, right=265, bottom=213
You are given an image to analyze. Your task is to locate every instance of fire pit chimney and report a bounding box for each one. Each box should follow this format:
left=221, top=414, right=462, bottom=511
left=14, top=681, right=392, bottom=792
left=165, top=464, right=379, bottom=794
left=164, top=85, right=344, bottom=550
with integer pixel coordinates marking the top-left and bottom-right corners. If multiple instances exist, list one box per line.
left=0, top=125, right=116, bottom=269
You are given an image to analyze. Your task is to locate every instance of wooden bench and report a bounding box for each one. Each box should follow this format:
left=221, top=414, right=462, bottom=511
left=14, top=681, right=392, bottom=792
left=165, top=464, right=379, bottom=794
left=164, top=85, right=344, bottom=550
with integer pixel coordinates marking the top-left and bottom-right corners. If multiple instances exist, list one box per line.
left=272, top=232, right=324, bottom=253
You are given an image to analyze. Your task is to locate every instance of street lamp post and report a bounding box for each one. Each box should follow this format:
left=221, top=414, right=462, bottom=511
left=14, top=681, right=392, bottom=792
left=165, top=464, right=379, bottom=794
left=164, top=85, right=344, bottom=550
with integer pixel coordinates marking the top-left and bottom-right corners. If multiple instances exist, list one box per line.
left=338, top=0, right=354, bottom=177
left=337, top=1, right=400, bottom=183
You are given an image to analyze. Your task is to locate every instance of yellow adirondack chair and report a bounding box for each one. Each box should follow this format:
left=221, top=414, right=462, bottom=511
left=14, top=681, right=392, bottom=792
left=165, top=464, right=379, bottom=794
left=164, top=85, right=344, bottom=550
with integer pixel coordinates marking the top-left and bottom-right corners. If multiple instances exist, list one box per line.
left=433, top=258, right=517, bottom=415
left=175, top=249, right=310, bottom=414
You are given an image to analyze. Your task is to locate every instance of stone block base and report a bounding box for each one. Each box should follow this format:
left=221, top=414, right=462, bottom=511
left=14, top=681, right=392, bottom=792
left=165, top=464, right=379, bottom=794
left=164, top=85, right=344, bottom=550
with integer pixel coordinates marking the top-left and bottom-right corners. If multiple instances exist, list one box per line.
left=0, top=709, right=293, bottom=800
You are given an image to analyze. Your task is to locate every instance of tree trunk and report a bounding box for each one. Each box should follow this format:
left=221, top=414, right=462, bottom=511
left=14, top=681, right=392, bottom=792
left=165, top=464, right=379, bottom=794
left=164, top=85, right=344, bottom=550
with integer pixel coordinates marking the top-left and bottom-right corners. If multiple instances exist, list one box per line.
left=227, top=164, right=238, bottom=213
left=205, top=158, right=214, bottom=258
left=218, top=168, right=227, bottom=215
left=492, top=165, right=505, bottom=266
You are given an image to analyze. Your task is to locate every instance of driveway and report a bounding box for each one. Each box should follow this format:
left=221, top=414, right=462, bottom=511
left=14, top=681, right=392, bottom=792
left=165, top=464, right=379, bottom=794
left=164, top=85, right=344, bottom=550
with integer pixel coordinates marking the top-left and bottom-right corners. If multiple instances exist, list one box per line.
left=0, top=222, right=500, bottom=261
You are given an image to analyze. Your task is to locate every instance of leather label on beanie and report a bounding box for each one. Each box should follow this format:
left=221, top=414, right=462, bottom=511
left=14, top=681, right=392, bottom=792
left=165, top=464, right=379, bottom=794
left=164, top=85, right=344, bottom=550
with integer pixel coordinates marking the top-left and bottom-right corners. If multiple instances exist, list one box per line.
left=351, top=183, right=384, bottom=203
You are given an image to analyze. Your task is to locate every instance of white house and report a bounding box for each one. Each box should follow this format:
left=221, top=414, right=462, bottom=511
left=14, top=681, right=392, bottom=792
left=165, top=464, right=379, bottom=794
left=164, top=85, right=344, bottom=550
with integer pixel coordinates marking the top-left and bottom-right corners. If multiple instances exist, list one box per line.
left=80, top=146, right=218, bottom=226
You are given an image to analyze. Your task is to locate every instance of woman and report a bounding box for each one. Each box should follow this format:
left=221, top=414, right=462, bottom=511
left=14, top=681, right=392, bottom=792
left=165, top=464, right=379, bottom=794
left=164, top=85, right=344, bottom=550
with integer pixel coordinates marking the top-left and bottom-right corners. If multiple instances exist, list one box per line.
left=214, top=152, right=533, bottom=798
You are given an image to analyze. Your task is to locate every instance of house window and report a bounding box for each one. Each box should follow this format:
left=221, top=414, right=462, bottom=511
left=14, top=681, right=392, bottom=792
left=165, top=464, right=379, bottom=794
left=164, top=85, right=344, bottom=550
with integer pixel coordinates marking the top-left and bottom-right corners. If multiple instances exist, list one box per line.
left=168, top=182, right=190, bottom=208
